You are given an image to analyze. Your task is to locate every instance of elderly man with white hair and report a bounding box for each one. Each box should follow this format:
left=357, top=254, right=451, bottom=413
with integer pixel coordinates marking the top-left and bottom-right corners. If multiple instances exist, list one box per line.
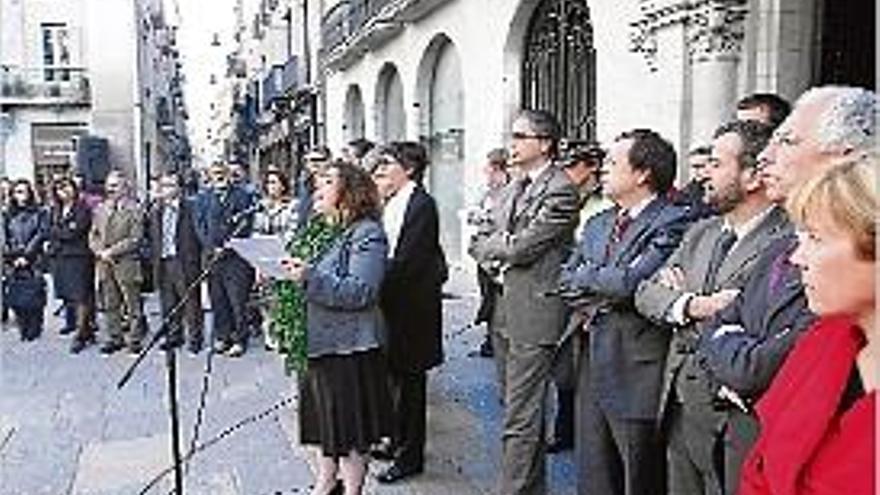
left=694, top=85, right=877, bottom=495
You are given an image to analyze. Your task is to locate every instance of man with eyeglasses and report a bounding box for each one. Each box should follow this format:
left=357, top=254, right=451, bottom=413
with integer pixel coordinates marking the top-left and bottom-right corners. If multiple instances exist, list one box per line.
left=635, top=120, right=783, bottom=495
left=696, top=86, right=876, bottom=495
left=470, top=109, right=579, bottom=494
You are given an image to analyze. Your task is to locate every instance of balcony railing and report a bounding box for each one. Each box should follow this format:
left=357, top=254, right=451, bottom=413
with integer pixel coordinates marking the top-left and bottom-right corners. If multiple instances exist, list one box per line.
left=0, top=66, right=90, bottom=105
left=321, top=0, right=395, bottom=54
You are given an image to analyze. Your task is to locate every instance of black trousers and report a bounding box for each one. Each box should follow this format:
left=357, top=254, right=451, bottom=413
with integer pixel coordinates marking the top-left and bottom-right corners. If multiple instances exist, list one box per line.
left=158, top=258, right=203, bottom=345
left=208, top=254, right=254, bottom=346
left=580, top=394, right=664, bottom=495
left=12, top=305, right=44, bottom=340
left=389, top=369, right=427, bottom=467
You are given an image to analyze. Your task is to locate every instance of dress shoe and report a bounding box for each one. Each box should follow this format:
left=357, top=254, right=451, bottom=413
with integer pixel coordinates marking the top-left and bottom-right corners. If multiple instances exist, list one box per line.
left=100, top=340, right=125, bottom=355
left=127, top=343, right=144, bottom=356
left=376, top=462, right=424, bottom=484
left=70, top=335, right=95, bottom=354
left=369, top=442, right=397, bottom=461
left=213, top=340, right=231, bottom=354
left=226, top=343, right=246, bottom=358
left=187, top=340, right=203, bottom=355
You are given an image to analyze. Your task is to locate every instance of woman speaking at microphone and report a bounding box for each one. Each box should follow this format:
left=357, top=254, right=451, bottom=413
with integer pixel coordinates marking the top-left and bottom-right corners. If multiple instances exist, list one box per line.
left=277, top=160, right=391, bottom=495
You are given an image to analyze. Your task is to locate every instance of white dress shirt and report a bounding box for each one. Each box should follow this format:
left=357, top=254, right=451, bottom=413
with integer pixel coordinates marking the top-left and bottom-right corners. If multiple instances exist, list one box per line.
left=383, top=180, right=416, bottom=257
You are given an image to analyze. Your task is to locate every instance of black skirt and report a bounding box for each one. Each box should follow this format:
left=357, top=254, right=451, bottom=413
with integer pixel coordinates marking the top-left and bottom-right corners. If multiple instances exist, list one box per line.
left=51, top=255, right=95, bottom=304
left=299, top=349, right=391, bottom=458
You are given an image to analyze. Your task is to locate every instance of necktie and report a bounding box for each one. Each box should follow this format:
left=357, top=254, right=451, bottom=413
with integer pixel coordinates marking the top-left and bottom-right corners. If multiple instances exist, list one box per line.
left=605, top=210, right=632, bottom=258
left=703, top=229, right=737, bottom=291
left=506, top=176, right=532, bottom=232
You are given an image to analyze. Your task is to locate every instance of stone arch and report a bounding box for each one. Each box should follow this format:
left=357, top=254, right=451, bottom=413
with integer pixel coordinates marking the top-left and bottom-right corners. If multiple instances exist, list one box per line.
left=342, top=84, right=365, bottom=142
left=415, top=33, right=466, bottom=259
left=374, top=63, right=406, bottom=143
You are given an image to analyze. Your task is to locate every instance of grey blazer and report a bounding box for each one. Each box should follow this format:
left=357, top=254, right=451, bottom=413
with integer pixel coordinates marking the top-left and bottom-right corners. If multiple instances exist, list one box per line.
left=635, top=206, right=790, bottom=421
left=303, top=218, right=388, bottom=358
left=469, top=164, right=580, bottom=346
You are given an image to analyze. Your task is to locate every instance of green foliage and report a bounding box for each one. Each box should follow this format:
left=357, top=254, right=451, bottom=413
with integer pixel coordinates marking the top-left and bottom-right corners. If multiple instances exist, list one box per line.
left=270, top=216, right=343, bottom=374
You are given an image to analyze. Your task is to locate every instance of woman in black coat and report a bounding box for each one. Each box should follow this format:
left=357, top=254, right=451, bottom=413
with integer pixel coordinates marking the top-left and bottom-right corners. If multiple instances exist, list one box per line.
left=372, top=142, right=447, bottom=483
left=3, top=179, right=48, bottom=340
left=48, top=175, right=97, bottom=353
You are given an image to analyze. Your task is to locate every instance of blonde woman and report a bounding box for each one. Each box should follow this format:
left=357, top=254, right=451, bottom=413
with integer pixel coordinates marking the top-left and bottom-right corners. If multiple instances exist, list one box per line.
left=738, top=154, right=876, bottom=495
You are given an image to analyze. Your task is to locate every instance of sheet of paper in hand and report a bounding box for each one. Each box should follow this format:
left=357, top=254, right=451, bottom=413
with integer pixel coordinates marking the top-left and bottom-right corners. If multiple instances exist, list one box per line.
left=227, top=235, right=290, bottom=280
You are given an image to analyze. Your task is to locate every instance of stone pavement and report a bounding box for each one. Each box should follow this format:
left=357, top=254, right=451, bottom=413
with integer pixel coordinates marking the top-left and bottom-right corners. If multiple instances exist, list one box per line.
left=0, top=267, right=575, bottom=495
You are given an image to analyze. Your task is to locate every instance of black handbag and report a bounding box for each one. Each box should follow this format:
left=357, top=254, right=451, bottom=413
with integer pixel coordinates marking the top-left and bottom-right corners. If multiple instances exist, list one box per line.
left=3, top=269, right=47, bottom=311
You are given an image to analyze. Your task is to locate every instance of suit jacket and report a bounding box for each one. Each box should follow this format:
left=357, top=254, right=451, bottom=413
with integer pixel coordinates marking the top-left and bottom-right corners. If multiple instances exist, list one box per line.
left=381, top=186, right=448, bottom=372
left=698, top=234, right=816, bottom=402
left=193, top=184, right=255, bottom=251
left=739, top=316, right=875, bottom=495
left=305, top=218, right=388, bottom=358
left=470, top=164, right=579, bottom=346
left=559, top=197, right=691, bottom=420
left=49, top=200, right=93, bottom=259
left=635, top=206, right=789, bottom=423
left=148, top=197, right=202, bottom=284
left=89, top=196, right=143, bottom=282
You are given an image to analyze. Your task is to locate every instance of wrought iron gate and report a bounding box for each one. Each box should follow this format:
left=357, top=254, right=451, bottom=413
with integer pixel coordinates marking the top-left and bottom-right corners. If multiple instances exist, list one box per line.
left=521, top=0, right=596, bottom=141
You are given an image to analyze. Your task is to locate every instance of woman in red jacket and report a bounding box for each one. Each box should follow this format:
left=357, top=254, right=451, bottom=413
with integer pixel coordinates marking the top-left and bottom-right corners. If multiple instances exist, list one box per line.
left=738, top=155, right=876, bottom=495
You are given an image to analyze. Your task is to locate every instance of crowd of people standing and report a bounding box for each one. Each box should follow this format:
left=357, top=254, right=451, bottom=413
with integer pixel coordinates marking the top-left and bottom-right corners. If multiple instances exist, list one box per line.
left=1, top=84, right=875, bottom=495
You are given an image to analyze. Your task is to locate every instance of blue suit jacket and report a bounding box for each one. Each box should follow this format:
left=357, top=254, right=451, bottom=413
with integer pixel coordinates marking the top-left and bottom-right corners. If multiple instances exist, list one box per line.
left=560, top=197, right=691, bottom=420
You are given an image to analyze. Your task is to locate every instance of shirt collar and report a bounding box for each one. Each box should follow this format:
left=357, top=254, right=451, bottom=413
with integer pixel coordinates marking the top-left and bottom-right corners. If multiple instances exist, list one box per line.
left=625, top=194, right=657, bottom=219
left=723, top=205, right=777, bottom=240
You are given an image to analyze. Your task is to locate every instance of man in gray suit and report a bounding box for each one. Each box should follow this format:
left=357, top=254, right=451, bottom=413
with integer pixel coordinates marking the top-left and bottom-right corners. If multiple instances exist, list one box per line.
left=470, top=109, right=579, bottom=495
left=635, top=120, right=785, bottom=495
left=559, top=129, right=691, bottom=495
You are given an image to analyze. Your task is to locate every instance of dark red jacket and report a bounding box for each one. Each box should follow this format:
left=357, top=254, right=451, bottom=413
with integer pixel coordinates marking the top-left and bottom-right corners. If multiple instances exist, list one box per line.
left=739, top=315, right=875, bottom=495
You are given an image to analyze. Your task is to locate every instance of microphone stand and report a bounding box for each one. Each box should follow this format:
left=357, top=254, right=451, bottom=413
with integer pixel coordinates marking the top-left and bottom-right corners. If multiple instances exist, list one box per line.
left=117, top=195, right=257, bottom=495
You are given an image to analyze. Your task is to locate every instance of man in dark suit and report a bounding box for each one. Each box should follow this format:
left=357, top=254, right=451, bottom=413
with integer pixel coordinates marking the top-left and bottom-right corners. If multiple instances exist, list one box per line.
left=373, top=141, right=447, bottom=484
left=559, top=128, right=691, bottom=495
left=194, top=162, right=256, bottom=358
left=470, top=110, right=579, bottom=494
left=635, top=120, right=784, bottom=495
left=149, top=171, right=204, bottom=354
left=697, top=86, right=876, bottom=495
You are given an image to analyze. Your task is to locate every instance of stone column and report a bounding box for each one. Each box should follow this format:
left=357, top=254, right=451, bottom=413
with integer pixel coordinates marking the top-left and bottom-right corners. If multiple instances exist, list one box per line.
left=688, top=0, right=748, bottom=146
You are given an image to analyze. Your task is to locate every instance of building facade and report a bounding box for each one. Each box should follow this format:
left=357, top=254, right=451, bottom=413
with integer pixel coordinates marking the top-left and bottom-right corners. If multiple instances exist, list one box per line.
left=0, top=0, right=190, bottom=195
left=317, top=0, right=873, bottom=261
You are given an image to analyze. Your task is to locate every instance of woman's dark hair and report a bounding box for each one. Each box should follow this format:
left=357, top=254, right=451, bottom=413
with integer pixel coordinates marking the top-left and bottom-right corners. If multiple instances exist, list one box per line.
left=262, top=169, right=291, bottom=198
left=51, top=174, right=80, bottom=205
left=376, top=141, right=429, bottom=183
left=327, top=160, right=382, bottom=223
left=347, top=138, right=375, bottom=160
left=9, top=178, right=38, bottom=213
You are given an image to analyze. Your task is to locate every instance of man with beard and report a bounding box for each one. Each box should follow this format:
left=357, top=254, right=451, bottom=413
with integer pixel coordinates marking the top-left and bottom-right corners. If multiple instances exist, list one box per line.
left=635, top=120, right=785, bottom=494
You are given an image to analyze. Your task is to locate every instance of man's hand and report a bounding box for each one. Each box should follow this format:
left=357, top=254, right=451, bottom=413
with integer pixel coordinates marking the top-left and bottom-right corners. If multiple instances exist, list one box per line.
left=96, top=249, right=112, bottom=262
left=658, top=266, right=686, bottom=291
left=12, top=257, right=28, bottom=268
left=686, top=289, right=739, bottom=321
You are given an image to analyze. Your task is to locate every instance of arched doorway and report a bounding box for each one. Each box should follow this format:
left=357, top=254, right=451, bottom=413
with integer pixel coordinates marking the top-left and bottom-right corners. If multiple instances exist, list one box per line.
left=815, top=0, right=874, bottom=88
left=521, top=0, right=596, bottom=140
left=375, top=64, right=406, bottom=143
left=419, top=35, right=465, bottom=260
left=343, top=84, right=366, bottom=142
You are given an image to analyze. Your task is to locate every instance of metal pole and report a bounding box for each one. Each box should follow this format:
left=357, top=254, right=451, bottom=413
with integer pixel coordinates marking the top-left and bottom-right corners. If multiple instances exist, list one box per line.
left=166, top=346, right=185, bottom=495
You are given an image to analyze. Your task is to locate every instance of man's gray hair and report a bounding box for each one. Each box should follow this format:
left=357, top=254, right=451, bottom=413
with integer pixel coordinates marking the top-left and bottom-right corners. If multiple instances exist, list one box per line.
left=797, top=86, right=878, bottom=154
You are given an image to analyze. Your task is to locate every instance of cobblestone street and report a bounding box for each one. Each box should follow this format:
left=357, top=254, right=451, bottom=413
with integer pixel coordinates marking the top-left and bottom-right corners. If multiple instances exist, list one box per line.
left=0, top=267, right=575, bottom=495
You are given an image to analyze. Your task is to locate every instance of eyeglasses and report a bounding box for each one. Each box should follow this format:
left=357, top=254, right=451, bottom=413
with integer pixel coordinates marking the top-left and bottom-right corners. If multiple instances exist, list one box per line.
left=511, top=132, right=551, bottom=141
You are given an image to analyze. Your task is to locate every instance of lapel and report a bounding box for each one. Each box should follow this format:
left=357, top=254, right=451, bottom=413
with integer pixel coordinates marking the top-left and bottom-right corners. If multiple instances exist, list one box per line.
left=611, top=198, right=665, bottom=264
left=713, top=207, right=789, bottom=287
left=393, top=186, right=421, bottom=259
left=510, top=165, right=554, bottom=228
